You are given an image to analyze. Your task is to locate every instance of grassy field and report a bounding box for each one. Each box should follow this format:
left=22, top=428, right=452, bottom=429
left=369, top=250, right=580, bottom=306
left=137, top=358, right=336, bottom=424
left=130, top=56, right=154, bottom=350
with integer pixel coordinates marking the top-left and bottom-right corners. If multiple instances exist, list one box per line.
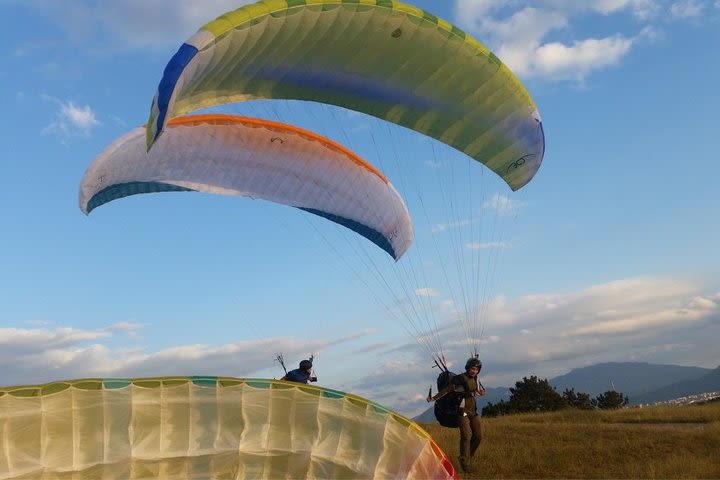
left=420, top=401, right=720, bottom=479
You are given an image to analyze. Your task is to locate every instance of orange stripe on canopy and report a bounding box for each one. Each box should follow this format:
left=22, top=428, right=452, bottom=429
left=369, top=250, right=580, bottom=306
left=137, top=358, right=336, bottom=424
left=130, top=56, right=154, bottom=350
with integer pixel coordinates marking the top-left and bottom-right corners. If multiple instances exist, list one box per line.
left=158, top=113, right=389, bottom=184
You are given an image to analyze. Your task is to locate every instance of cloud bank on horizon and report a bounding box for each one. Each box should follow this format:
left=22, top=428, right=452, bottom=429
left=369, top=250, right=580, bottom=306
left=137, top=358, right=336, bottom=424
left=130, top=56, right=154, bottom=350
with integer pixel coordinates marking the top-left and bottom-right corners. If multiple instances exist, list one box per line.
left=4, top=277, right=717, bottom=415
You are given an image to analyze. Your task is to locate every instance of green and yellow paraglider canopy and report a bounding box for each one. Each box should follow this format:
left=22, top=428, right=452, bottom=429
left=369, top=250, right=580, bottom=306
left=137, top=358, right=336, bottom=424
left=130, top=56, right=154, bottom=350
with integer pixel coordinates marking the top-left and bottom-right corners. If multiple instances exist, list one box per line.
left=0, top=376, right=455, bottom=479
left=147, top=0, right=544, bottom=191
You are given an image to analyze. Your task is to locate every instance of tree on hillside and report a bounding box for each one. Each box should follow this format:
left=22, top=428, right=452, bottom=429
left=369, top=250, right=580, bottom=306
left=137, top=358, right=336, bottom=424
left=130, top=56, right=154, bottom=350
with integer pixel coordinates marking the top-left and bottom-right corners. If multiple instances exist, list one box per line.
left=592, top=390, right=629, bottom=409
left=562, top=388, right=593, bottom=410
left=482, top=399, right=511, bottom=417
left=508, top=376, right=565, bottom=413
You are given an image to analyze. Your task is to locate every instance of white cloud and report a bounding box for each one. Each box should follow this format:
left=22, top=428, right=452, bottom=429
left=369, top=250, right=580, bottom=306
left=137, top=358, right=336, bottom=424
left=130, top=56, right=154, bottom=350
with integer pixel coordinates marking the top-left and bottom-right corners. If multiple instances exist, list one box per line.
left=432, top=219, right=470, bottom=233
left=0, top=326, right=110, bottom=351
left=105, top=321, right=144, bottom=333
left=483, top=193, right=526, bottom=215
left=439, top=299, right=455, bottom=310
left=351, top=341, right=395, bottom=355
left=550, top=0, right=658, bottom=19
left=349, top=359, right=431, bottom=411
left=456, top=0, right=658, bottom=19
left=415, top=287, right=439, bottom=297
left=351, top=276, right=720, bottom=414
left=467, top=241, right=510, bottom=250
left=687, top=295, right=717, bottom=310
left=567, top=306, right=709, bottom=336
left=3, top=278, right=717, bottom=417
left=63, top=103, right=98, bottom=128
left=0, top=324, right=375, bottom=388
left=484, top=279, right=718, bottom=369
left=101, top=1, right=239, bottom=47
left=452, top=0, right=662, bottom=82
left=670, top=0, right=705, bottom=18
left=424, top=159, right=444, bottom=168
left=489, top=8, right=568, bottom=54
left=42, top=96, right=101, bottom=138
left=491, top=17, right=635, bottom=82
left=530, top=35, right=633, bottom=81
left=22, top=0, right=253, bottom=50
left=454, top=0, right=495, bottom=19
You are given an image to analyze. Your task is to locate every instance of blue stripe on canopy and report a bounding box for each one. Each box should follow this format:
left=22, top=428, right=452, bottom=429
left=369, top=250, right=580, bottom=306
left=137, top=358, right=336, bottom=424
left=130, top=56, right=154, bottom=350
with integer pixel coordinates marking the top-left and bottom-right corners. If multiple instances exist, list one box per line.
left=299, top=207, right=396, bottom=260
left=86, top=182, right=194, bottom=214
left=152, top=43, right=199, bottom=144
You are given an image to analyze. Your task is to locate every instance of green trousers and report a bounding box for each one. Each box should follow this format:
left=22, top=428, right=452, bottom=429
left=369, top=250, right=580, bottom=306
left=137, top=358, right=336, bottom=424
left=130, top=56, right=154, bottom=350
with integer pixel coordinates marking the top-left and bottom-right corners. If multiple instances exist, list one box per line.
left=459, top=413, right=482, bottom=462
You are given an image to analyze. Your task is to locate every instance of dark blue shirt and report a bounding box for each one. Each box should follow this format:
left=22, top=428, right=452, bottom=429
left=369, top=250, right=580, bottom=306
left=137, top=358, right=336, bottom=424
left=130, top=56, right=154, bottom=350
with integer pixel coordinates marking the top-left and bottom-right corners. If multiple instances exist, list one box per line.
left=284, top=368, right=316, bottom=384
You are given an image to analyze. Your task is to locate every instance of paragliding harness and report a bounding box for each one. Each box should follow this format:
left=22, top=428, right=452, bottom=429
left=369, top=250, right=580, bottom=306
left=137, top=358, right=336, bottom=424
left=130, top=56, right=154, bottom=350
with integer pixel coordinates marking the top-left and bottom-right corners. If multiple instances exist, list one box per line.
left=276, top=353, right=317, bottom=383
left=433, top=370, right=471, bottom=428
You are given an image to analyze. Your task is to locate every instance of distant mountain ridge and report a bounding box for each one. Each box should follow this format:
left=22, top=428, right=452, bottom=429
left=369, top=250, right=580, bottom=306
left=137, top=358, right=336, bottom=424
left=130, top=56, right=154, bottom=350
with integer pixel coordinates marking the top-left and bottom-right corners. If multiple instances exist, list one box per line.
left=413, top=362, right=718, bottom=422
left=549, top=362, right=713, bottom=399
left=632, top=367, right=720, bottom=404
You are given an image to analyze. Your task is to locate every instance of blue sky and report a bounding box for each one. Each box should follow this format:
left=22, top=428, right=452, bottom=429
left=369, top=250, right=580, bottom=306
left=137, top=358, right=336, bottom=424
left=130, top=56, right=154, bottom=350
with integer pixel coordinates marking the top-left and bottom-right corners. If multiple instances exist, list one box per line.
left=1, top=0, right=719, bottom=417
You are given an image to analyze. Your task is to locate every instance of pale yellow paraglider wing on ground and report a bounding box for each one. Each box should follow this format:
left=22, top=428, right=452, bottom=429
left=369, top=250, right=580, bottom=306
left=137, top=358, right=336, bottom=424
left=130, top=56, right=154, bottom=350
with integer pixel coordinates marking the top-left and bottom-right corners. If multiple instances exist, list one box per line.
left=0, top=377, right=456, bottom=479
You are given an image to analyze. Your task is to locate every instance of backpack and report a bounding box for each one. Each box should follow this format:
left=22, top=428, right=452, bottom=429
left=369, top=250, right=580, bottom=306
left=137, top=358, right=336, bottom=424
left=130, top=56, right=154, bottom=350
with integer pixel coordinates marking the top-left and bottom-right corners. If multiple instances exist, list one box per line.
left=433, top=371, right=469, bottom=428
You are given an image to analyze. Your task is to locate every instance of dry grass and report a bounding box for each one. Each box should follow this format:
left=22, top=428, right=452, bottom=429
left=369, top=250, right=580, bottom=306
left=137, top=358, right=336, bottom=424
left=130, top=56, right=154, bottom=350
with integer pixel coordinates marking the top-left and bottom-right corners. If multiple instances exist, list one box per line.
left=421, top=402, right=720, bottom=479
